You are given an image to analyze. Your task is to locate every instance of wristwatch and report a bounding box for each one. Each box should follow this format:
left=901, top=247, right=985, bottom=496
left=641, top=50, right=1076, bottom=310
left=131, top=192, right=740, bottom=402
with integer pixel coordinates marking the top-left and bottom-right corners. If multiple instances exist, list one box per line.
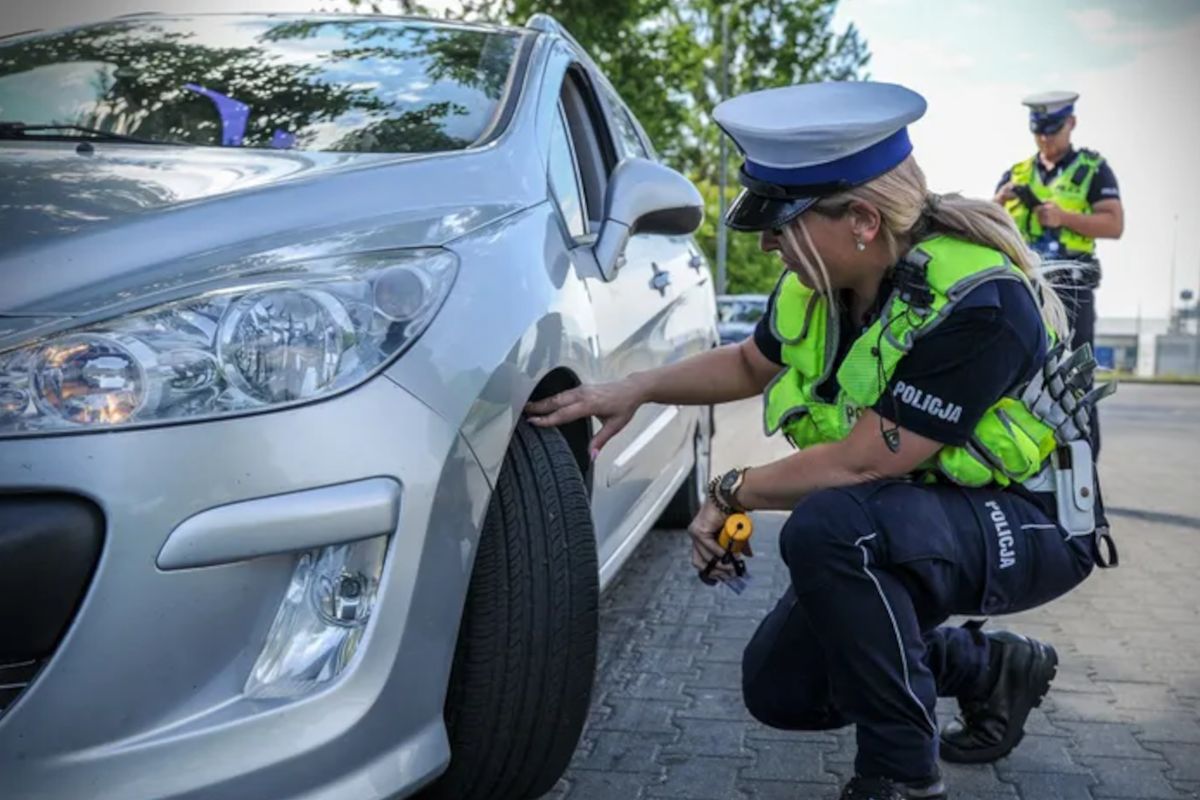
left=708, top=467, right=748, bottom=514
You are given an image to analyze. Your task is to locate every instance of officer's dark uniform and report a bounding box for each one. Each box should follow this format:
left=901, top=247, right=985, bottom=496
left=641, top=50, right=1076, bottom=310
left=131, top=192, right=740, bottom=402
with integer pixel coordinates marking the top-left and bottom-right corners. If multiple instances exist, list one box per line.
left=996, top=149, right=1121, bottom=356
left=999, top=92, right=1121, bottom=454
left=710, top=82, right=1105, bottom=796
left=741, top=276, right=1096, bottom=782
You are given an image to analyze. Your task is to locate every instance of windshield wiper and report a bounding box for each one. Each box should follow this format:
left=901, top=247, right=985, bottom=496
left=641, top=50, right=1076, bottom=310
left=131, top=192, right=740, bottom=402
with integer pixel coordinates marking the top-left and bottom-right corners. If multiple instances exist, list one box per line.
left=0, top=121, right=183, bottom=145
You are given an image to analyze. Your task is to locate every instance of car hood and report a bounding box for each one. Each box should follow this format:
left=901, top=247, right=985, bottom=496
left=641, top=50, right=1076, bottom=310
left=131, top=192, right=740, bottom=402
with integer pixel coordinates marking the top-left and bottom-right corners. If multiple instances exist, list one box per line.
left=0, top=143, right=412, bottom=243
left=0, top=141, right=542, bottom=316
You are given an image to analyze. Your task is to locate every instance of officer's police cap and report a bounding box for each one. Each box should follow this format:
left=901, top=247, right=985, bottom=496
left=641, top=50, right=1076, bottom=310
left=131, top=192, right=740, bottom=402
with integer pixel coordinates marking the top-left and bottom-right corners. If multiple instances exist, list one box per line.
left=1022, top=90, right=1079, bottom=134
left=713, top=81, right=927, bottom=232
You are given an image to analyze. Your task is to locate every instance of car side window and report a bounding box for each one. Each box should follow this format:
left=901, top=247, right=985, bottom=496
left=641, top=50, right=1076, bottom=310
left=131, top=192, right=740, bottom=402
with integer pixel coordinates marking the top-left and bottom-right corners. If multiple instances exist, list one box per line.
left=558, top=66, right=618, bottom=230
left=612, top=108, right=648, bottom=160
left=548, top=105, right=587, bottom=239
left=603, top=88, right=649, bottom=161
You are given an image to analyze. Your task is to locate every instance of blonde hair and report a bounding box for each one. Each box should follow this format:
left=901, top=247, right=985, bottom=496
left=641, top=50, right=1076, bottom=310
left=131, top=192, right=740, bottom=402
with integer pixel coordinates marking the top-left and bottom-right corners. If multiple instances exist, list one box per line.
left=782, top=155, right=1070, bottom=341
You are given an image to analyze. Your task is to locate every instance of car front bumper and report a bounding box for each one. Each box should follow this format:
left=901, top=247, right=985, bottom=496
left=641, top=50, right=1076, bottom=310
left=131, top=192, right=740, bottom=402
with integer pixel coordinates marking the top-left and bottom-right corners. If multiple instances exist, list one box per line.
left=0, top=376, right=492, bottom=800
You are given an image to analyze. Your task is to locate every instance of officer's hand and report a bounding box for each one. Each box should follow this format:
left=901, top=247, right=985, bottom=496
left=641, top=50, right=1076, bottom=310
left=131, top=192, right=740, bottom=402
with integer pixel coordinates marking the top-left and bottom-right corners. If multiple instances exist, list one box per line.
left=689, top=500, right=729, bottom=576
left=688, top=500, right=752, bottom=578
left=1035, top=201, right=1066, bottom=228
left=995, top=182, right=1017, bottom=204
left=526, top=379, right=644, bottom=458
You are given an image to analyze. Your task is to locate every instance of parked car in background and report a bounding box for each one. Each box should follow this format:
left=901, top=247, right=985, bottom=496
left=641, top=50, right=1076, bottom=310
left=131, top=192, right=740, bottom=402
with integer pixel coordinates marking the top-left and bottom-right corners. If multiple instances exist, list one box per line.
left=716, top=293, right=770, bottom=345
left=0, top=12, right=715, bottom=800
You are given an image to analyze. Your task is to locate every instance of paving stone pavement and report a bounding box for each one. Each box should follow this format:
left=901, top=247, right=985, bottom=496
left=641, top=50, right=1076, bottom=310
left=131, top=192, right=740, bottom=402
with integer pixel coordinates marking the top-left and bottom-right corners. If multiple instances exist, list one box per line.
left=557, top=385, right=1200, bottom=799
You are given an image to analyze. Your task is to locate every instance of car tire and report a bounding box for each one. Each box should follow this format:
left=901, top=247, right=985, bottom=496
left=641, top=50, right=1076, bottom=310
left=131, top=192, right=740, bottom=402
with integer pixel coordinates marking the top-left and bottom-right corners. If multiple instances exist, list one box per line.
left=422, top=421, right=598, bottom=800
left=657, top=407, right=713, bottom=529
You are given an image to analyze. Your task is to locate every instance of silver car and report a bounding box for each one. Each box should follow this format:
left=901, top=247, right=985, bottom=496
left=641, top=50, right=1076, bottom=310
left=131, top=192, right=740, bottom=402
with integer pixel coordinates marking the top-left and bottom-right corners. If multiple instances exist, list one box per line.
left=0, top=13, right=715, bottom=800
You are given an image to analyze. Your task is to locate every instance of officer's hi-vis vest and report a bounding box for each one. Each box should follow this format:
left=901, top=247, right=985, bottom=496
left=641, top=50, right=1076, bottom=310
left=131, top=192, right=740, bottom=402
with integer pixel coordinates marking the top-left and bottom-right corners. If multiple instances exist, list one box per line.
left=763, top=235, right=1060, bottom=488
left=1005, top=149, right=1103, bottom=256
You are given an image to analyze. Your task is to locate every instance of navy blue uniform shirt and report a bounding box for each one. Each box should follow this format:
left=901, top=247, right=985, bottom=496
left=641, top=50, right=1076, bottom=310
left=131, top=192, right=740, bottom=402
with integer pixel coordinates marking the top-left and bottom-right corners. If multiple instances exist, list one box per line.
left=754, top=272, right=1047, bottom=447
left=997, top=147, right=1120, bottom=205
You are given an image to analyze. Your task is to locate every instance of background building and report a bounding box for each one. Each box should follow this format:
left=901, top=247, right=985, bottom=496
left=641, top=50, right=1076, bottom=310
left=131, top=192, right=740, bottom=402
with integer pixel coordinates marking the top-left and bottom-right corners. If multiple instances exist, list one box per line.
left=1098, top=291, right=1200, bottom=377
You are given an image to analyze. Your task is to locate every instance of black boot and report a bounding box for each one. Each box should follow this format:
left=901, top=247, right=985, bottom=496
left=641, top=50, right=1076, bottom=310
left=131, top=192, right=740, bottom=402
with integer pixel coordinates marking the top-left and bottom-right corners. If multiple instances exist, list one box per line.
left=940, top=630, right=1058, bottom=763
left=840, top=774, right=946, bottom=799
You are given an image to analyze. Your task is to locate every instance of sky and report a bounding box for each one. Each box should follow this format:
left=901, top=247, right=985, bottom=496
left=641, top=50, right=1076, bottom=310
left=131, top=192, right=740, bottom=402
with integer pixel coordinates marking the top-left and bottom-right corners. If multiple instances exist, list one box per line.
left=5, top=0, right=1199, bottom=321
left=832, top=0, right=1200, bottom=322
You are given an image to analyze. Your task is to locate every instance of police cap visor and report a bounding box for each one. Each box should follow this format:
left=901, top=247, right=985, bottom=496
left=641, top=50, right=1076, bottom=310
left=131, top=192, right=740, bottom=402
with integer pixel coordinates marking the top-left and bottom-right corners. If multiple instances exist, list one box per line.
left=1030, top=116, right=1069, bottom=135
left=724, top=189, right=817, bottom=232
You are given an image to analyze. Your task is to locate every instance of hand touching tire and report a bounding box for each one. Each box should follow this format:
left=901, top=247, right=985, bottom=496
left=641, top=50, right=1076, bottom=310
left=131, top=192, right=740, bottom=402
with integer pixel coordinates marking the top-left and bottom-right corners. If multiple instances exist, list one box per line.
left=525, top=379, right=645, bottom=458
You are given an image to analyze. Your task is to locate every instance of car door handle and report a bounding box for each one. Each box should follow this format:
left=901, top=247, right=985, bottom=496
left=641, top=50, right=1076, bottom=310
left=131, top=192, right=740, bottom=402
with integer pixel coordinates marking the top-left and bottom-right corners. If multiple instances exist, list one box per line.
left=649, top=262, right=671, bottom=296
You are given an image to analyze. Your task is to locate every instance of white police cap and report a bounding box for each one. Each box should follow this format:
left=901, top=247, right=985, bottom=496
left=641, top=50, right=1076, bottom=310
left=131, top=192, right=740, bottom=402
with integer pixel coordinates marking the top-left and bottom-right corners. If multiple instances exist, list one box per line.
left=1022, top=90, right=1079, bottom=133
left=713, top=81, right=927, bottom=231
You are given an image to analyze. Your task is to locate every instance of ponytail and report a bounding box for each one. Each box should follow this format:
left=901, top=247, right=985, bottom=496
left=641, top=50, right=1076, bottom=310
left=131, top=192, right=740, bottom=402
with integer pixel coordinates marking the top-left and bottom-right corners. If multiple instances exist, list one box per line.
left=803, top=155, right=1070, bottom=343
left=922, top=191, right=1070, bottom=341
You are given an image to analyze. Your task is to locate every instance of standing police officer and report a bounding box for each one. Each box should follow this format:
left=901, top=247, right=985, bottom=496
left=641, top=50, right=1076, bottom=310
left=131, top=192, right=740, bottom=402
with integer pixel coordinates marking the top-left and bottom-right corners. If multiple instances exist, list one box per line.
left=997, top=92, right=1124, bottom=448
left=529, top=82, right=1113, bottom=800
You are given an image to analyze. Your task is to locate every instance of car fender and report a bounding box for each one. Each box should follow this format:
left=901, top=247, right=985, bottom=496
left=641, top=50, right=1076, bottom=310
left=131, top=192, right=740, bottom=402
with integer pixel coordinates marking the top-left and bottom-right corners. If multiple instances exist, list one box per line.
left=384, top=202, right=602, bottom=489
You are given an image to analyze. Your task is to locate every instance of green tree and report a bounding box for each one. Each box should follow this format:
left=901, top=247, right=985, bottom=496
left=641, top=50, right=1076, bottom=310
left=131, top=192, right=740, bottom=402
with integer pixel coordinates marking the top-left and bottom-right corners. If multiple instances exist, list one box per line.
left=667, top=0, right=869, bottom=184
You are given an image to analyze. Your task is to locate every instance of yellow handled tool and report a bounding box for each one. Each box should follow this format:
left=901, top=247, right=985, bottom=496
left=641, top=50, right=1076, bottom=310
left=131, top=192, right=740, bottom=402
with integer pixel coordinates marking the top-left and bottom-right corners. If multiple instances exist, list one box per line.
left=699, top=513, right=754, bottom=585
left=718, top=513, right=753, bottom=553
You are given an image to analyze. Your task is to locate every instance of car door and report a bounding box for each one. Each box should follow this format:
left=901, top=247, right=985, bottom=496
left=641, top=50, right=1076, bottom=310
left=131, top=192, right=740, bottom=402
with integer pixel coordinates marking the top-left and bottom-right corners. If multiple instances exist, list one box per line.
left=539, top=60, right=672, bottom=560
left=551, top=63, right=708, bottom=565
left=598, top=79, right=716, bottom=364
left=593, top=80, right=717, bottom=501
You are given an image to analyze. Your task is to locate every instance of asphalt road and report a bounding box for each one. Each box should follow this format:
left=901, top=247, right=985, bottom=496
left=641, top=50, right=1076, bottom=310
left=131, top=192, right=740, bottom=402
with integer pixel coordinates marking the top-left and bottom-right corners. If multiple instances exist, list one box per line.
left=556, top=383, right=1200, bottom=799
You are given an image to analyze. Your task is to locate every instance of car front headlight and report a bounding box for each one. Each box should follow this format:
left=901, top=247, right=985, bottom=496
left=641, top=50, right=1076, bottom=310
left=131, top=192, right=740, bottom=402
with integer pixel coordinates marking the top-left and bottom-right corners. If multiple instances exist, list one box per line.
left=0, top=249, right=457, bottom=436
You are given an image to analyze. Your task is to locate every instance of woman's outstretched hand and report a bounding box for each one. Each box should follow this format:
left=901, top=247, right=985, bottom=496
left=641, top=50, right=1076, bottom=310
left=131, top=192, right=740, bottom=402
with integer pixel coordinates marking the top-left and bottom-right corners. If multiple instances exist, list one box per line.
left=525, top=379, right=645, bottom=458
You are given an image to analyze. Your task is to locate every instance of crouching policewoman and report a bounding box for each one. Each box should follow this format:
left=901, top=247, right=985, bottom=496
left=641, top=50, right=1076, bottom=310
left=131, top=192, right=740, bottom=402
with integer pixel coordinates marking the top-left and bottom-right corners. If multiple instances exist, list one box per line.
left=526, top=81, right=1116, bottom=800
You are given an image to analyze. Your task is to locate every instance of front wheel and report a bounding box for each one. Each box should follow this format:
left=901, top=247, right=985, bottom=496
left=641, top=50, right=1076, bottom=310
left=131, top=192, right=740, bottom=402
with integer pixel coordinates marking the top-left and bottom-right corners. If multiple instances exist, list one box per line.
left=421, top=421, right=598, bottom=800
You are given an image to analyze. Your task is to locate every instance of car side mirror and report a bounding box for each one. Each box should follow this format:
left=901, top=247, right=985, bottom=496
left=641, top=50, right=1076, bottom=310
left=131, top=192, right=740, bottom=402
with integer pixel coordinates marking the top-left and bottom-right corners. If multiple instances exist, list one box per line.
left=594, top=158, right=704, bottom=279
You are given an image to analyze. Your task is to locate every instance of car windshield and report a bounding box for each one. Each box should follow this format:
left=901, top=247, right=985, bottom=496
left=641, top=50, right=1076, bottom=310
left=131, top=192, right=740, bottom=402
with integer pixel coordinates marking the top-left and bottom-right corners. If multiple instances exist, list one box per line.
left=0, top=15, right=524, bottom=153
left=718, top=299, right=767, bottom=324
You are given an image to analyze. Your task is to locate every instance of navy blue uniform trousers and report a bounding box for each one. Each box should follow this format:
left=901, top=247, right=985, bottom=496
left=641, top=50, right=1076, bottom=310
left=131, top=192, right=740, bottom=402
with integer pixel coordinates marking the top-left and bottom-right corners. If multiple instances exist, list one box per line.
left=1059, top=282, right=1102, bottom=454
left=741, top=480, right=1095, bottom=781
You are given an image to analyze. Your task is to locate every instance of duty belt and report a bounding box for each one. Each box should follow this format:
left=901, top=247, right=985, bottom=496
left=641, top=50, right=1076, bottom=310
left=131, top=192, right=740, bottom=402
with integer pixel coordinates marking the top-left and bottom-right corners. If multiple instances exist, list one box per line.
left=1018, top=342, right=1119, bottom=568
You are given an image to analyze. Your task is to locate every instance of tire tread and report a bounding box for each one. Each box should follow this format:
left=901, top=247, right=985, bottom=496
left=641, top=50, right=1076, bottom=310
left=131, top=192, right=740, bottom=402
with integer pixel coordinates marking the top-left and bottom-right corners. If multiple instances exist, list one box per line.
left=423, top=422, right=597, bottom=800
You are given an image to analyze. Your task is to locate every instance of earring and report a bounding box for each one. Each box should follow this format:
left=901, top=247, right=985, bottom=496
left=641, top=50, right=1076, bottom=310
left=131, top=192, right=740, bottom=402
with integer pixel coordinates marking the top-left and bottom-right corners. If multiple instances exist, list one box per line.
left=855, top=239, right=866, bottom=252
